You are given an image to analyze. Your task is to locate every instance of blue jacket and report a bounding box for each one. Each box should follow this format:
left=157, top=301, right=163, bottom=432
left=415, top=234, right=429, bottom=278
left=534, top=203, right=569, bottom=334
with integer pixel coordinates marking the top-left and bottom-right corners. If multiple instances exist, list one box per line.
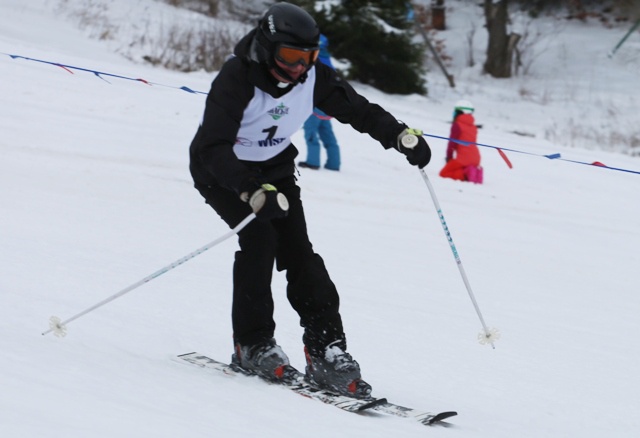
left=318, top=34, right=334, bottom=70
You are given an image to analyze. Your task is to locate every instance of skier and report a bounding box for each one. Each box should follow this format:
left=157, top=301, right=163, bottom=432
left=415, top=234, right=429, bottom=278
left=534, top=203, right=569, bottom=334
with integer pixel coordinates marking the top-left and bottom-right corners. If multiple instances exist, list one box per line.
left=189, top=2, right=431, bottom=398
left=298, top=34, right=341, bottom=171
left=439, top=100, right=483, bottom=183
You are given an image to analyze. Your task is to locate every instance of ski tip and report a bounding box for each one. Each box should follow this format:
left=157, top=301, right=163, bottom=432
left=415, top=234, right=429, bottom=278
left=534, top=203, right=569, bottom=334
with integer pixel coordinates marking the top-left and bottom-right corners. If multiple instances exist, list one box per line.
left=428, top=411, right=458, bottom=424
left=177, top=352, right=197, bottom=358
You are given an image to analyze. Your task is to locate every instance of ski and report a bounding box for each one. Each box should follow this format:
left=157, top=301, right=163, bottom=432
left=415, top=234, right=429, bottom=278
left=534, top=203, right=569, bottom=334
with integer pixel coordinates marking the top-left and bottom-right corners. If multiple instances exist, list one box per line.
left=177, top=352, right=456, bottom=426
left=177, top=352, right=383, bottom=412
left=372, top=402, right=458, bottom=426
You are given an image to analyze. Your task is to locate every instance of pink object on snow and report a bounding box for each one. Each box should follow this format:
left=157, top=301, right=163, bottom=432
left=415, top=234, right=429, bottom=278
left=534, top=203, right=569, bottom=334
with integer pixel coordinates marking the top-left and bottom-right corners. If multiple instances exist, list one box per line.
left=465, top=165, right=483, bottom=184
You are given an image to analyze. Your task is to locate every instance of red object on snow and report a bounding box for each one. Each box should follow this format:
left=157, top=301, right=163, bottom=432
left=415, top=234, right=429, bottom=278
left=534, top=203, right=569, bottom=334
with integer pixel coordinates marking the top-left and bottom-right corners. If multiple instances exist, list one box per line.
left=497, top=148, right=513, bottom=169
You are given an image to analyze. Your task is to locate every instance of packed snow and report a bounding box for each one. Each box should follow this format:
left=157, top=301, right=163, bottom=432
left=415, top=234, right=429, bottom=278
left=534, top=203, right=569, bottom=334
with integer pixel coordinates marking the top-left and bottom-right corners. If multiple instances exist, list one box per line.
left=1, top=1, right=639, bottom=437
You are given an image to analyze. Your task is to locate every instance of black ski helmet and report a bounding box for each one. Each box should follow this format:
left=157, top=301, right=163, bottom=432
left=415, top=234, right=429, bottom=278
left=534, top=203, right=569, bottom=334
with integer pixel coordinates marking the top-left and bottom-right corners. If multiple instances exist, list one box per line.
left=253, top=2, right=320, bottom=83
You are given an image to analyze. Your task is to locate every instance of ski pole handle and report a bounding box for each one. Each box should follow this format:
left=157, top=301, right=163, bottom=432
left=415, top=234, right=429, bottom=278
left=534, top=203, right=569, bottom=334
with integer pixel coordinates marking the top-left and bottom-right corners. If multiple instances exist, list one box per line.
left=401, top=134, right=419, bottom=149
left=398, top=128, right=423, bottom=150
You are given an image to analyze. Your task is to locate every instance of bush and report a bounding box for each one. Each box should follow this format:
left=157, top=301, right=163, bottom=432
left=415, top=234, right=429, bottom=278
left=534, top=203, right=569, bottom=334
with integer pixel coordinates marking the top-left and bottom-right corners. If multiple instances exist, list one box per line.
left=297, top=0, right=427, bottom=95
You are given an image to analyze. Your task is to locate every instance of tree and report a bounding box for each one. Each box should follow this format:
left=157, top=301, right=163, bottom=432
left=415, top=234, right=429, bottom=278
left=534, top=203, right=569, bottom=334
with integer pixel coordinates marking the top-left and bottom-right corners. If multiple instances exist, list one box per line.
left=510, top=0, right=640, bottom=20
left=296, top=0, right=427, bottom=95
left=483, top=0, right=520, bottom=78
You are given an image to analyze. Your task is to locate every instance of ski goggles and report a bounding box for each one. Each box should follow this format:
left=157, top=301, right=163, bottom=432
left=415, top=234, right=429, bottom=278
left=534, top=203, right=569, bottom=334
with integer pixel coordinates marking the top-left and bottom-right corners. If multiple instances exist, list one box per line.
left=274, top=44, right=319, bottom=68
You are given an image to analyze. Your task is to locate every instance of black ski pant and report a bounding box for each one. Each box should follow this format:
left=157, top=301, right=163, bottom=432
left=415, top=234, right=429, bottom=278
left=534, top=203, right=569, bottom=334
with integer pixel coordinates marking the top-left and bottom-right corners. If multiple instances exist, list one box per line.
left=195, top=175, right=346, bottom=357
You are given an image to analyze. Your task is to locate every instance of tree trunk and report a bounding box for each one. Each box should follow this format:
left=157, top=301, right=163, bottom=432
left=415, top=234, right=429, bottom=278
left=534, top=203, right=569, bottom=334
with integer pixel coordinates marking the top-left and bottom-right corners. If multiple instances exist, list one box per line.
left=508, top=32, right=521, bottom=75
left=483, top=0, right=512, bottom=78
left=431, top=0, right=446, bottom=30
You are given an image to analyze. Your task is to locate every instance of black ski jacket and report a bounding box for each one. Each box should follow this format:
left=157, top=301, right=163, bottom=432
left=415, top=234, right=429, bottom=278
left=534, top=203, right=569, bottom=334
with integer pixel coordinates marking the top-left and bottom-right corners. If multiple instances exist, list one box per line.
left=189, top=29, right=406, bottom=195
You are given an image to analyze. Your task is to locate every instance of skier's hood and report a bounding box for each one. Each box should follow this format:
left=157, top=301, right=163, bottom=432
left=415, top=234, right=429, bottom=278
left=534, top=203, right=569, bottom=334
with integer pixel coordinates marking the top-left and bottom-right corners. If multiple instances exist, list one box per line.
left=233, top=29, right=257, bottom=61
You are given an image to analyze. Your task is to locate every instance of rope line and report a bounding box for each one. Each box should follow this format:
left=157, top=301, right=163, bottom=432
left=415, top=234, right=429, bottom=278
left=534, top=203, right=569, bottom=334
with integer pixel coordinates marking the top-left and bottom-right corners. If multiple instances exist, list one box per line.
left=4, top=52, right=639, bottom=175
left=3, top=52, right=208, bottom=95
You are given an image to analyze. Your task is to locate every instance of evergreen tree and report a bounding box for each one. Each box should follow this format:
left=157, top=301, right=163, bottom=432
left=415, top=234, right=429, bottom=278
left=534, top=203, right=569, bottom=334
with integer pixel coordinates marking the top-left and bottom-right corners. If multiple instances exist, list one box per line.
left=295, top=0, right=426, bottom=95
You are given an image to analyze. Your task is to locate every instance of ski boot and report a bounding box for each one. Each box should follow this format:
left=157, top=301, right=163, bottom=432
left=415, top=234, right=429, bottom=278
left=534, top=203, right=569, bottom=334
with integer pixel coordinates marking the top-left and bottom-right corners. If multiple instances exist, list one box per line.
left=231, top=338, right=299, bottom=384
left=304, top=340, right=372, bottom=399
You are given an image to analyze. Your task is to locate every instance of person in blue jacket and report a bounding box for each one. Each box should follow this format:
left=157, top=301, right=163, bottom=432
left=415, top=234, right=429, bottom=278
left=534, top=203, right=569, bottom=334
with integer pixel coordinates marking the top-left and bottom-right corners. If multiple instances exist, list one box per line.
left=298, top=34, right=341, bottom=171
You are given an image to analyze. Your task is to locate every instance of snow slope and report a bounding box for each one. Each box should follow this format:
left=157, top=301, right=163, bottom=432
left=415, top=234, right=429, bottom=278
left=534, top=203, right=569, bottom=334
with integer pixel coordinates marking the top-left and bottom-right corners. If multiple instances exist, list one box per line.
left=2, top=1, right=640, bottom=437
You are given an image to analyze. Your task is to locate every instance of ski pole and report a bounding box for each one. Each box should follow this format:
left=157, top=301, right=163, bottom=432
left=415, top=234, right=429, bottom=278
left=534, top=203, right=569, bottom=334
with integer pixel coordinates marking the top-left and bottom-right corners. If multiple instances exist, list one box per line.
left=418, top=169, right=498, bottom=348
left=400, top=131, right=498, bottom=347
left=608, top=18, right=640, bottom=58
left=43, top=212, right=256, bottom=337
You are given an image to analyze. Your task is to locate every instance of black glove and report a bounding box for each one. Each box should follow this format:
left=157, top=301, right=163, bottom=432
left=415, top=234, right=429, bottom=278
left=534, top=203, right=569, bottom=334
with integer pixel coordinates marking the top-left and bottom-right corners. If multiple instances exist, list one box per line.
left=241, top=183, right=289, bottom=221
left=396, top=128, right=431, bottom=169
